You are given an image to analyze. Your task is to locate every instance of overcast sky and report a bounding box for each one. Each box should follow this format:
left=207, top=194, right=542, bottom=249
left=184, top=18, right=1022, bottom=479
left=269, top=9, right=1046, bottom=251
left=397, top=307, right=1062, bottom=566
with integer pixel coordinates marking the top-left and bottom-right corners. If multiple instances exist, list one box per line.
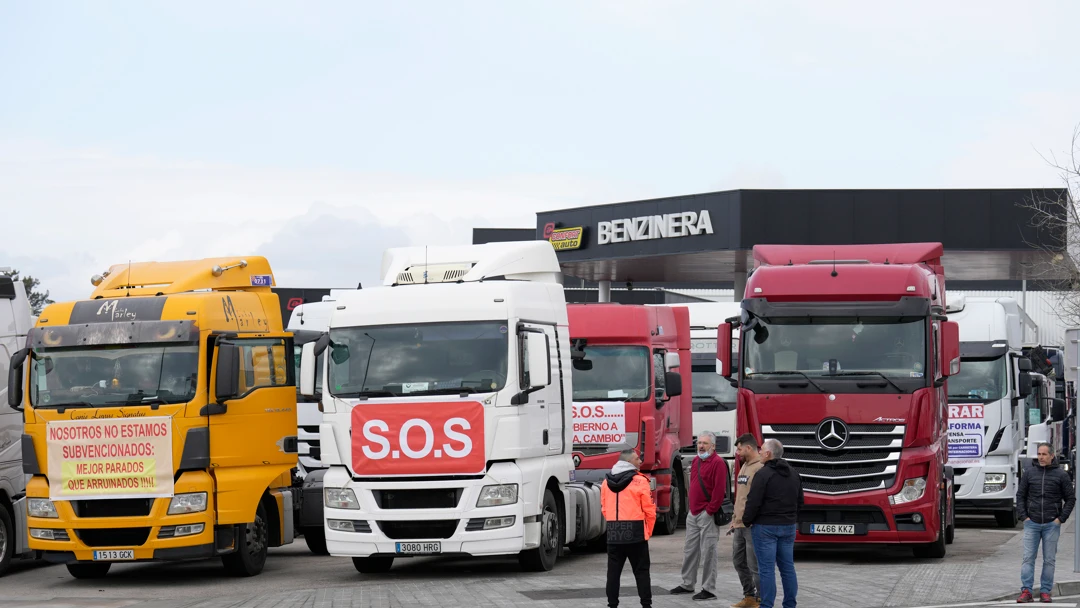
left=2, top=1, right=1078, bottom=302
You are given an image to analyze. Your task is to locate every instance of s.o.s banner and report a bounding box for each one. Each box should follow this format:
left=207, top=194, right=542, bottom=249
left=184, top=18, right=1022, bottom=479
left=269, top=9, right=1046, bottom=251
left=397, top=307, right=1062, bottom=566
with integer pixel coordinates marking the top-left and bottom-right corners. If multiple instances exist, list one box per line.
left=46, top=417, right=174, bottom=500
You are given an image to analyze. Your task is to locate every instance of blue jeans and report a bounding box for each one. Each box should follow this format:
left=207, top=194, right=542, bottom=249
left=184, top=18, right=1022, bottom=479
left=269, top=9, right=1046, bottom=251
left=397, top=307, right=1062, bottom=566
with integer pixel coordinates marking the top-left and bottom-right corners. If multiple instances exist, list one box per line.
left=751, top=524, right=798, bottom=608
left=1022, top=520, right=1061, bottom=594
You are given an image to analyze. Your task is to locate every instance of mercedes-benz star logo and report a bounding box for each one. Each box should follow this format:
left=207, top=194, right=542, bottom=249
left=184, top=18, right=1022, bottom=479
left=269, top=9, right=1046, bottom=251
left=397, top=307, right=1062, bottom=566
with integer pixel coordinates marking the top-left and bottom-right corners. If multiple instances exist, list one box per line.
left=816, top=419, right=849, bottom=451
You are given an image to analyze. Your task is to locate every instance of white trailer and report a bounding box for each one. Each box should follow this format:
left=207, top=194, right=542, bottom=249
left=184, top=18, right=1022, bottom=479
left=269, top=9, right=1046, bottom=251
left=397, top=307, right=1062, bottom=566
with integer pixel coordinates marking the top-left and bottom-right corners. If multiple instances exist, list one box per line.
left=1, top=270, right=36, bottom=574
left=299, top=242, right=606, bottom=573
left=946, top=296, right=1037, bottom=527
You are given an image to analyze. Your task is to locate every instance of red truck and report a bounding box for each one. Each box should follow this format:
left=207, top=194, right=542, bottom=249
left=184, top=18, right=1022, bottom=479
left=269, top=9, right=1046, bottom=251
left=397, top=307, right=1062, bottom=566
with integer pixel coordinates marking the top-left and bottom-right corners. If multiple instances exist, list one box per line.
left=567, top=303, right=693, bottom=536
left=717, top=243, right=961, bottom=558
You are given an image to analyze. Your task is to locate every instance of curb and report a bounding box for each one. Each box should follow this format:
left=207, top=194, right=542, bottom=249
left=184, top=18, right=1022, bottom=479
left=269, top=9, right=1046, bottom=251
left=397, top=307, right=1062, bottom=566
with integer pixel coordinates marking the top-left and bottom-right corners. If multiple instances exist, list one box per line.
left=991, top=580, right=1080, bottom=601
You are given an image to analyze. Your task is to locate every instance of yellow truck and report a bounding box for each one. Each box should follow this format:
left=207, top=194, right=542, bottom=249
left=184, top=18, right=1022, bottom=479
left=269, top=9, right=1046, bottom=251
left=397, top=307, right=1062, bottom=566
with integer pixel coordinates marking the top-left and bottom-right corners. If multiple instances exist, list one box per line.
left=6, top=257, right=299, bottom=578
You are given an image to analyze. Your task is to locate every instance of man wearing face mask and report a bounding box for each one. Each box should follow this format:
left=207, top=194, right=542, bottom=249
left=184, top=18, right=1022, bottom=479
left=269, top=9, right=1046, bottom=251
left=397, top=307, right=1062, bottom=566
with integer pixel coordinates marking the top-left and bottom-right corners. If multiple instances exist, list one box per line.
left=672, top=431, right=730, bottom=601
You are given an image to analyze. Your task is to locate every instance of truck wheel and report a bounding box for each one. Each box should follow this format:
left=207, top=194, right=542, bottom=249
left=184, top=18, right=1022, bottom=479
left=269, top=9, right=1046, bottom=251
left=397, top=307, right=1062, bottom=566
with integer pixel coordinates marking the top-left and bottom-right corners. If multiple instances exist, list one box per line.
left=913, top=495, right=947, bottom=559
left=302, top=526, right=329, bottom=556
left=0, top=505, right=14, bottom=576
left=656, top=470, right=683, bottom=536
left=996, top=510, right=1018, bottom=528
left=66, top=562, right=111, bottom=579
left=519, top=488, right=560, bottom=572
left=222, top=502, right=269, bottom=577
left=352, top=556, right=394, bottom=573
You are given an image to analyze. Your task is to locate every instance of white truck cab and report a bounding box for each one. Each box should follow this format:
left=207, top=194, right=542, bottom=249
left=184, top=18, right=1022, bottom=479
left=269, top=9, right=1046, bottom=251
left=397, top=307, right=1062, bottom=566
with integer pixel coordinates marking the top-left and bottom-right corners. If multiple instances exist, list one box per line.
left=1, top=270, right=35, bottom=574
left=946, top=296, right=1036, bottom=527
left=300, top=242, right=603, bottom=573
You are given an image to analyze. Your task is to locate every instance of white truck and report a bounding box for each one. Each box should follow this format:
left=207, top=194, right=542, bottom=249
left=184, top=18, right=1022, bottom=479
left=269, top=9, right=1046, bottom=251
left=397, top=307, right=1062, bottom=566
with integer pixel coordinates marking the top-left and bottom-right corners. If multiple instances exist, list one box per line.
left=946, top=296, right=1037, bottom=527
left=298, top=242, right=606, bottom=573
left=1, top=270, right=36, bottom=574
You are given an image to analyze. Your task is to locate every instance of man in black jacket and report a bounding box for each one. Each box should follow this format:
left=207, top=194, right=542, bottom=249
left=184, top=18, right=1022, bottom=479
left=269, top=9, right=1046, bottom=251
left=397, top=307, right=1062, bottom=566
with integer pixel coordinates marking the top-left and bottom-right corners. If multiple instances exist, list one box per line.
left=743, top=439, right=803, bottom=608
left=1016, top=442, right=1076, bottom=603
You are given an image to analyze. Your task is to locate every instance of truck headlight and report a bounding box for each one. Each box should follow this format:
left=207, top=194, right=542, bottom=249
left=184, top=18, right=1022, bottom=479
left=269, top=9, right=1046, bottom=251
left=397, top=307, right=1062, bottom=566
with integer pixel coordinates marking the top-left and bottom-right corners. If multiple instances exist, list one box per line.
left=889, top=478, right=927, bottom=506
left=28, top=499, right=58, bottom=518
left=477, top=484, right=518, bottom=507
left=984, top=473, right=1007, bottom=493
left=168, top=492, right=208, bottom=515
left=325, top=488, right=360, bottom=510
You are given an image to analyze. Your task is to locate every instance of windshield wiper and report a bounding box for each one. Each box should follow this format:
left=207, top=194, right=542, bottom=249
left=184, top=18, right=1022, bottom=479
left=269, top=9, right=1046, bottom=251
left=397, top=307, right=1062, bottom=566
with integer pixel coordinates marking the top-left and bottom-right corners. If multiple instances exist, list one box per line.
left=746, top=371, right=827, bottom=393
left=334, top=390, right=398, bottom=400
left=48, top=402, right=95, bottom=413
left=405, top=387, right=479, bottom=397
left=825, top=371, right=903, bottom=393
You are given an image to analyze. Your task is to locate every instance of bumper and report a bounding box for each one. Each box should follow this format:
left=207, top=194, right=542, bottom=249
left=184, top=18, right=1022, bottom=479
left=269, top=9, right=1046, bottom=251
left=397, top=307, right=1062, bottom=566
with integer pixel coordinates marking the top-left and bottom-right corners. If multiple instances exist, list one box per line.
left=794, top=490, right=940, bottom=544
left=952, top=464, right=1016, bottom=514
left=25, top=472, right=230, bottom=563
left=956, top=498, right=1015, bottom=513
left=323, top=466, right=530, bottom=559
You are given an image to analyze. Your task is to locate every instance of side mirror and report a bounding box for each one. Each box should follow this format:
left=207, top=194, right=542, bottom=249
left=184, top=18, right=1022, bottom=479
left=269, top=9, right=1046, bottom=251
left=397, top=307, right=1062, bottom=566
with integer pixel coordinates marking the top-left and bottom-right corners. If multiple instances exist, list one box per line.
left=1018, top=358, right=1032, bottom=372
left=8, top=348, right=29, bottom=410
left=941, top=321, right=961, bottom=377
left=300, top=342, right=317, bottom=398
left=0, top=276, right=16, bottom=300
left=524, top=331, right=550, bottom=390
left=1051, top=398, right=1066, bottom=421
left=1019, top=372, right=1033, bottom=397
left=572, top=358, right=593, bottom=371
left=718, top=323, right=733, bottom=378
left=664, top=371, right=682, bottom=398
left=664, top=351, right=680, bottom=371
left=215, top=343, right=241, bottom=403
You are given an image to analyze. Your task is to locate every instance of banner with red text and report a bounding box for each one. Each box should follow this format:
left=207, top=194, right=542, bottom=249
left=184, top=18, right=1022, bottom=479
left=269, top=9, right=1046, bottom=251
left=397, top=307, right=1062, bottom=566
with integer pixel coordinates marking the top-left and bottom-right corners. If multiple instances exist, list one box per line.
left=46, top=417, right=174, bottom=500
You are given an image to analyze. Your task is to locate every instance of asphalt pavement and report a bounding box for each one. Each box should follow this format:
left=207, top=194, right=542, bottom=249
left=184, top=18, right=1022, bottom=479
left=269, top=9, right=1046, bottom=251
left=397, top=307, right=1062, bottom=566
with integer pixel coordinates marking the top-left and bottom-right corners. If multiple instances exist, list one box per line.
left=2, top=516, right=1073, bottom=608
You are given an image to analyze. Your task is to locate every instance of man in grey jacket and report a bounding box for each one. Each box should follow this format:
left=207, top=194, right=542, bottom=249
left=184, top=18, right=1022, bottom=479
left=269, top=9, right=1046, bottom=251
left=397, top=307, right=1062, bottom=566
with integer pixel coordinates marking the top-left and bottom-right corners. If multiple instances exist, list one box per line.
left=1016, top=442, right=1076, bottom=603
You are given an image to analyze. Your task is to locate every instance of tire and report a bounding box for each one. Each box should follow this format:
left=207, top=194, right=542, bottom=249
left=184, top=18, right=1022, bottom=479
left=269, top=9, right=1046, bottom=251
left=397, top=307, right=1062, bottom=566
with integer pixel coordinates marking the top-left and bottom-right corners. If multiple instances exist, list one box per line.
left=352, top=556, right=394, bottom=573
left=222, top=501, right=269, bottom=577
left=519, top=488, right=560, bottom=572
left=302, top=526, right=329, bottom=556
left=66, top=562, right=111, bottom=579
left=913, top=494, right=947, bottom=559
left=656, top=470, right=683, bottom=536
left=995, top=510, right=1019, bottom=528
left=0, top=504, right=14, bottom=576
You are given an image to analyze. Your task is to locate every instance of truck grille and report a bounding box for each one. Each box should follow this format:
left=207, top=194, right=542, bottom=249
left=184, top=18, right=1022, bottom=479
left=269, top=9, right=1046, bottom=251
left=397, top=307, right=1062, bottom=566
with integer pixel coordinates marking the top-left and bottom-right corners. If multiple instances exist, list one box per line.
left=762, top=422, right=904, bottom=496
left=72, top=499, right=154, bottom=518
left=372, top=489, right=462, bottom=510
left=377, top=520, right=460, bottom=539
left=74, top=527, right=151, bottom=547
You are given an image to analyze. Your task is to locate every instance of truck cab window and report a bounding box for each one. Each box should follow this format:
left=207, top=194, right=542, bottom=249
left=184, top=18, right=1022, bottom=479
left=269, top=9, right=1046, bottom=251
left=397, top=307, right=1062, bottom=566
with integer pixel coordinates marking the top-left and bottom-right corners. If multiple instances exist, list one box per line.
left=571, top=346, right=649, bottom=401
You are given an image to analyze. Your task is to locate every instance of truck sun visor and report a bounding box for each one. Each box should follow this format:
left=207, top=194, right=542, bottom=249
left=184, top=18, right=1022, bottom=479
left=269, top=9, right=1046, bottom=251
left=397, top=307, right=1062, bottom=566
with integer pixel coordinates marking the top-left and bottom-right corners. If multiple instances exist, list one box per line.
left=28, top=320, right=199, bottom=348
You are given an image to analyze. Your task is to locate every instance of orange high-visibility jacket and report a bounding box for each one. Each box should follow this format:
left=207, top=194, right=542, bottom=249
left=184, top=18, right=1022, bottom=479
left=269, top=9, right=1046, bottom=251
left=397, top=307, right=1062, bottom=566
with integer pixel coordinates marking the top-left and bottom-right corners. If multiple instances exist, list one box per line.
left=601, top=464, right=657, bottom=543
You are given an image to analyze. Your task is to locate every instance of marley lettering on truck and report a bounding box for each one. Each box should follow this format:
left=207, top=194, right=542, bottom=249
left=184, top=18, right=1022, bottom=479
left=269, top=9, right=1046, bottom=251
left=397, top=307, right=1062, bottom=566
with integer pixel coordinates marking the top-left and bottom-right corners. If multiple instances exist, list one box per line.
left=717, top=243, right=962, bottom=559
left=299, top=241, right=610, bottom=575
left=567, top=303, right=693, bottom=536
left=7, top=257, right=299, bottom=579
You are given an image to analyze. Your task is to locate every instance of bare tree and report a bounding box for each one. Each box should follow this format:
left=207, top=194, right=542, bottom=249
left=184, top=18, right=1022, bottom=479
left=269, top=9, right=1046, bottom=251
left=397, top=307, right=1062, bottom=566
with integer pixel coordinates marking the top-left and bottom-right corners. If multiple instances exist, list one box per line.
left=1018, top=124, right=1080, bottom=326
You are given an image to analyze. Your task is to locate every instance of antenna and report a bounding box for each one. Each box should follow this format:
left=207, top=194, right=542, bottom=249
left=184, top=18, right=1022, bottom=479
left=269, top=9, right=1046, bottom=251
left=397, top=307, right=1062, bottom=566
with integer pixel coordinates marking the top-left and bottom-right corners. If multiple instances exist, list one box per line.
left=127, top=260, right=132, bottom=297
left=424, top=246, right=428, bottom=284
left=831, top=251, right=838, bottom=277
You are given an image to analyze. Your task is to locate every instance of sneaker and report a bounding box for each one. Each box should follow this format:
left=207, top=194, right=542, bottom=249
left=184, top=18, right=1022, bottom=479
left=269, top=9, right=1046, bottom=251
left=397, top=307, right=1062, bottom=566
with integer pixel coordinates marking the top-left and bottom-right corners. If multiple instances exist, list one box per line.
left=1040, top=592, right=1052, bottom=603
left=1018, top=589, right=1034, bottom=603
left=670, top=586, right=694, bottom=595
left=693, top=591, right=718, bottom=601
left=731, top=597, right=760, bottom=608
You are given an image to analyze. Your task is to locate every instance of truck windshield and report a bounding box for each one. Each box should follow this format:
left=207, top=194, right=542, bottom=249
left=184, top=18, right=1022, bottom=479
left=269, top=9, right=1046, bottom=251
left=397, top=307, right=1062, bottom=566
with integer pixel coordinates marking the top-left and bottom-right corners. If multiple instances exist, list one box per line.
left=29, top=345, right=199, bottom=407
left=693, top=364, right=738, bottom=411
left=948, top=356, right=1007, bottom=401
left=327, top=322, right=509, bottom=397
left=743, top=317, right=926, bottom=379
left=571, top=345, right=649, bottom=401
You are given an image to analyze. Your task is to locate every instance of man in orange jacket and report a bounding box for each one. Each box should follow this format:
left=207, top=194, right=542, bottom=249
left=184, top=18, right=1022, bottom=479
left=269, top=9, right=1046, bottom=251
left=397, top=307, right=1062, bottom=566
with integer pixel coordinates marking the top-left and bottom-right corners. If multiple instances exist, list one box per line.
left=601, top=448, right=657, bottom=608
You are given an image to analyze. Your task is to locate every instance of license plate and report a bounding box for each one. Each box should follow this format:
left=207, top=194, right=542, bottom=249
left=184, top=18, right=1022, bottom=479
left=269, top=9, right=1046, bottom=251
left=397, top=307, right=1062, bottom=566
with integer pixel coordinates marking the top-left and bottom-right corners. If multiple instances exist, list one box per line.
left=395, top=542, right=441, bottom=555
left=93, top=550, right=135, bottom=561
left=809, top=524, right=855, bottom=535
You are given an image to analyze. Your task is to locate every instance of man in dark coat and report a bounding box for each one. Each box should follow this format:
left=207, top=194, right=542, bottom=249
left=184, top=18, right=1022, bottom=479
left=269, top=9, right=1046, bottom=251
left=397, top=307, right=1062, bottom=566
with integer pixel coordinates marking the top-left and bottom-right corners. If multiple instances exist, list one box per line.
left=1016, top=442, right=1076, bottom=603
left=743, top=439, right=803, bottom=608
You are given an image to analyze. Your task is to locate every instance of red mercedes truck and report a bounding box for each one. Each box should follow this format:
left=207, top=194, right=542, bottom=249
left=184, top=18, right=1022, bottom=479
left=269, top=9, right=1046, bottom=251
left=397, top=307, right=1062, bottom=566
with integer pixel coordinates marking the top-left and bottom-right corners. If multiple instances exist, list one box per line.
left=718, top=243, right=960, bottom=558
left=567, top=304, right=693, bottom=536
